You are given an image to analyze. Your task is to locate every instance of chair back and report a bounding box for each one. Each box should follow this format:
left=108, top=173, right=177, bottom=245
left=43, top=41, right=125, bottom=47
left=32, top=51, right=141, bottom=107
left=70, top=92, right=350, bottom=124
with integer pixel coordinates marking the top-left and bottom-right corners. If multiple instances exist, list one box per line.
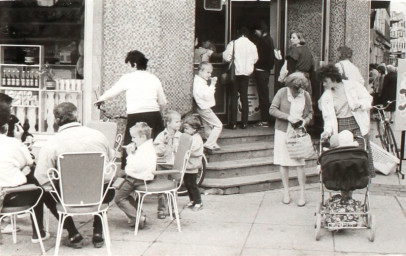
left=57, top=152, right=106, bottom=206
left=172, top=133, right=193, bottom=182
left=86, top=121, right=118, bottom=149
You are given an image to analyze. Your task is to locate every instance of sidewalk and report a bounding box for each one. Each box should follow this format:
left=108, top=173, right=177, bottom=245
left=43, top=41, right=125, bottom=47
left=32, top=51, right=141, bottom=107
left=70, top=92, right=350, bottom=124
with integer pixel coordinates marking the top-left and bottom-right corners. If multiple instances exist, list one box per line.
left=2, top=170, right=406, bottom=256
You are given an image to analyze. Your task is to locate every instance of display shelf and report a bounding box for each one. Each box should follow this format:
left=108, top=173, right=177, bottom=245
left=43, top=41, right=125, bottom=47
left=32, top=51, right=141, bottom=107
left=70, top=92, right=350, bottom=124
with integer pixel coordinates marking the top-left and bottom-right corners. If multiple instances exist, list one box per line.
left=0, top=87, right=40, bottom=91
left=12, top=105, right=39, bottom=108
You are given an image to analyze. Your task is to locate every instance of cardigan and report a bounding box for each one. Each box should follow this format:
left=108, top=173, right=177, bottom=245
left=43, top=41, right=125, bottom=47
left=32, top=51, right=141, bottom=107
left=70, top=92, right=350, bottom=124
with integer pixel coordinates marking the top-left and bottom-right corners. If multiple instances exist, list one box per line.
left=269, top=87, right=313, bottom=132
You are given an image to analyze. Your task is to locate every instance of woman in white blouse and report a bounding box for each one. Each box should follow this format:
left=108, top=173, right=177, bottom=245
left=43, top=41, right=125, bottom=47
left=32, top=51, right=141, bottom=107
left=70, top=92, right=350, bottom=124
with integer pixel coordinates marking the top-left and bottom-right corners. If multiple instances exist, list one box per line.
left=95, top=50, right=167, bottom=169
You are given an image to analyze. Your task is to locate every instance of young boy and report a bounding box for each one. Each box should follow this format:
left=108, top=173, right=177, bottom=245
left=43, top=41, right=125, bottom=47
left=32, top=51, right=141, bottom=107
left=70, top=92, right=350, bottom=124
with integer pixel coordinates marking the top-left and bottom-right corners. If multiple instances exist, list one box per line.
left=154, top=110, right=182, bottom=164
left=153, top=110, right=182, bottom=219
left=114, top=122, right=156, bottom=229
left=193, top=62, right=222, bottom=151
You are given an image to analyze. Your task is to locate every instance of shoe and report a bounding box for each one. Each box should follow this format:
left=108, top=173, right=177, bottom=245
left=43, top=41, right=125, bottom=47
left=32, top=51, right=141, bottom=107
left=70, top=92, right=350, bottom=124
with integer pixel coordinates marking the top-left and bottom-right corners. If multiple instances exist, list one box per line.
left=192, top=204, right=203, bottom=211
left=204, top=147, right=214, bottom=154
left=240, top=123, right=248, bottom=129
left=157, top=211, right=167, bottom=219
left=1, top=224, right=20, bottom=234
left=185, top=201, right=194, bottom=208
left=66, top=233, right=84, bottom=249
left=92, top=233, right=104, bottom=248
left=254, top=122, right=270, bottom=127
left=224, top=124, right=237, bottom=130
left=138, top=215, right=147, bottom=230
left=32, top=231, right=50, bottom=244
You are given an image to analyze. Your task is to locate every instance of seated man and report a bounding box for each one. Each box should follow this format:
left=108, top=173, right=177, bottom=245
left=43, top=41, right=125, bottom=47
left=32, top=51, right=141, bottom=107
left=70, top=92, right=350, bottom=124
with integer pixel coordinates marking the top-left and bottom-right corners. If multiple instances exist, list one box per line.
left=35, top=102, right=115, bottom=249
left=0, top=102, right=48, bottom=243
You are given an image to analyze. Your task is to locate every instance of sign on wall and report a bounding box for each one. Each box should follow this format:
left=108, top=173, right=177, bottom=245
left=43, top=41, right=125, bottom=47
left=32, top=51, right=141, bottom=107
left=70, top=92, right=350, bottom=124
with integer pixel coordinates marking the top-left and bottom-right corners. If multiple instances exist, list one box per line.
left=395, top=59, right=406, bottom=130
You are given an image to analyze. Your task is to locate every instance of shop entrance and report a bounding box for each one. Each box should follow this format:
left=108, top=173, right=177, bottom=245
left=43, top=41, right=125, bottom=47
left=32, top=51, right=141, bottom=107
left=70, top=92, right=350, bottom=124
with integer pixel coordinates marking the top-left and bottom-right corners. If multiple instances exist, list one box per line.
left=194, top=0, right=277, bottom=123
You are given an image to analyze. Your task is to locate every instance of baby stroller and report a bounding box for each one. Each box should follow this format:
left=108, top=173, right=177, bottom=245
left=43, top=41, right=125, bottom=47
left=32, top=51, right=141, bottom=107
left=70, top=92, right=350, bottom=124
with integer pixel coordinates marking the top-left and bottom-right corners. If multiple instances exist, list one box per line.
left=314, top=136, right=375, bottom=242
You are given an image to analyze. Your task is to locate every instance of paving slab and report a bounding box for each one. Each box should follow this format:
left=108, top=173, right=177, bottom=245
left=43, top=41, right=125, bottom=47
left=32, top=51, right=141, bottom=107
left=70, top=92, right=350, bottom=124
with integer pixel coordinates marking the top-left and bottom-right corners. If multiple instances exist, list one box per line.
left=244, top=223, right=334, bottom=252
left=241, top=248, right=335, bottom=256
left=144, top=242, right=241, bottom=256
left=157, top=219, right=251, bottom=249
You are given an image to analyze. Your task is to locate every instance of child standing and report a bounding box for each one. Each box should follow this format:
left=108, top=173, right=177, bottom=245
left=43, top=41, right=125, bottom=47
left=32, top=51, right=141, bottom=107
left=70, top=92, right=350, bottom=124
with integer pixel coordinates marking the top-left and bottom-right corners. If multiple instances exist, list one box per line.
left=114, top=122, right=157, bottom=229
left=193, top=61, right=222, bottom=152
left=182, top=116, right=204, bottom=211
left=154, top=110, right=182, bottom=219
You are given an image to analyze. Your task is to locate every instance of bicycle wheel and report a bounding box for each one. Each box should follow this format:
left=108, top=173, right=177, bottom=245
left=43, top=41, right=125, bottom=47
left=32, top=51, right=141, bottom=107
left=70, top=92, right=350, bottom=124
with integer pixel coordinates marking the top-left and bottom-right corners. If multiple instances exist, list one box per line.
left=376, top=121, right=389, bottom=151
left=385, top=125, right=400, bottom=159
left=177, top=156, right=207, bottom=196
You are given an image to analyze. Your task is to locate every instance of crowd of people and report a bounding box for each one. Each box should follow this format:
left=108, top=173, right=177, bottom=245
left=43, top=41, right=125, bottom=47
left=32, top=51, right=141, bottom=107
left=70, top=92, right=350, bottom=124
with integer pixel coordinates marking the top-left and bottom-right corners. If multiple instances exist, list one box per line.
left=0, top=22, right=399, bottom=250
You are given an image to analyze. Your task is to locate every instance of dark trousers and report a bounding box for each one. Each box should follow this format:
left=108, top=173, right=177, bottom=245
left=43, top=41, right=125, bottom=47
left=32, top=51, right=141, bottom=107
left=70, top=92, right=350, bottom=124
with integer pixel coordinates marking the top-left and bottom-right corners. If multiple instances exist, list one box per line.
left=254, top=70, right=271, bottom=123
left=184, top=173, right=201, bottom=204
left=27, top=173, right=115, bottom=237
left=229, top=75, right=249, bottom=125
left=121, top=111, right=164, bottom=169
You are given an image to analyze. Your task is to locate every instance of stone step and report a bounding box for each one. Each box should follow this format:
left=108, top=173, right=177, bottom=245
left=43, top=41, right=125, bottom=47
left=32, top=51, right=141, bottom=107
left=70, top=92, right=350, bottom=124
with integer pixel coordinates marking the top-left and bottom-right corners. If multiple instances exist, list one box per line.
left=218, top=126, right=274, bottom=146
left=205, top=156, right=318, bottom=179
left=206, top=141, right=274, bottom=162
left=201, top=166, right=319, bottom=195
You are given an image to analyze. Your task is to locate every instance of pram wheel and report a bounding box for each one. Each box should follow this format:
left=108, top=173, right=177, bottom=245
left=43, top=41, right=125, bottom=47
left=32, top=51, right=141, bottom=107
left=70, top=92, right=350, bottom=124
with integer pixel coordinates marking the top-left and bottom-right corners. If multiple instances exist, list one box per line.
left=368, top=214, right=376, bottom=242
left=315, top=213, right=322, bottom=241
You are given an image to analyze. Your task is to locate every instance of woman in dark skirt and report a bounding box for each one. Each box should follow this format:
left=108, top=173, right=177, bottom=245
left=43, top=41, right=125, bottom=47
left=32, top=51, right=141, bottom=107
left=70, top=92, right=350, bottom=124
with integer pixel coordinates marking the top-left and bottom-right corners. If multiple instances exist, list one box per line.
left=95, top=50, right=167, bottom=169
left=318, top=64, right=374, bottom=198
left=378, top=65, right=397, bottom=122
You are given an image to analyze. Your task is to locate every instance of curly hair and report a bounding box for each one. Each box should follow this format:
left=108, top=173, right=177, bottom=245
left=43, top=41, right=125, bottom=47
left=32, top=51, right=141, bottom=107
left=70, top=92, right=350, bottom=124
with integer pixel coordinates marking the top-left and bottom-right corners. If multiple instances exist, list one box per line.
left=285, top=72, right=309, bottom=89
left=317, top=64, right=343, bottom=83
left=125, top=50, right=148, bottom=70
left=337, top=46, right=353, bottom=61
left=130, top=122, right=152, bottom=140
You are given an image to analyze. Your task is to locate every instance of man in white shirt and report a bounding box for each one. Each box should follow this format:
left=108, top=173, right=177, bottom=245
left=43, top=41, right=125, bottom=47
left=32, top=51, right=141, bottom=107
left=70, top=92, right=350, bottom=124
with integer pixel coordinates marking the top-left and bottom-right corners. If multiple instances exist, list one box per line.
left=193, top=62, right=222, bottom=151
left=223, top=27, right=258, bottom=129
left=35, top=102, right=114, bottom=249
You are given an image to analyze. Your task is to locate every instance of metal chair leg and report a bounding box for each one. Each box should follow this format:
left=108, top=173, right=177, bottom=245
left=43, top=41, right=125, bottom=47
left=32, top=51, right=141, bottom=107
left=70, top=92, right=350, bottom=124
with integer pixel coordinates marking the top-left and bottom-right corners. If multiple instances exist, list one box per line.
left=54, top=213, right=66, bottom=256
left=30, top=210, right=46, bottom=254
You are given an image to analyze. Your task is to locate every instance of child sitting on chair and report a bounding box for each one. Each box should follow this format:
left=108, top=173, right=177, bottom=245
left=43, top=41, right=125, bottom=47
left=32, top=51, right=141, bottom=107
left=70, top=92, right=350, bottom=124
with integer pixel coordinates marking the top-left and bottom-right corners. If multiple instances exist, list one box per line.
left=153, top=110, right=182, bottom=219
left=182, top=116, right=204, bottom=211
left=114, top=122, right=156, bottom=229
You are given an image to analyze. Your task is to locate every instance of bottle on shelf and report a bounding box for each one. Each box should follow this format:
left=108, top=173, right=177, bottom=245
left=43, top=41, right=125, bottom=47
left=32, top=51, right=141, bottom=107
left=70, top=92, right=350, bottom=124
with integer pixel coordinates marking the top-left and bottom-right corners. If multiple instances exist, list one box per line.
left=29, top=71, right=34, bottom=87
left=6, top=70, right=12, bottom=87
left=34, top=71, right=39, bottom=88
left=11, top=70, right=16, bottom=87
left=15, top=71, right=20, bottom=87
left=2, top=70, right=7, bottom=87
left=21, top=71, right=26, bottom=87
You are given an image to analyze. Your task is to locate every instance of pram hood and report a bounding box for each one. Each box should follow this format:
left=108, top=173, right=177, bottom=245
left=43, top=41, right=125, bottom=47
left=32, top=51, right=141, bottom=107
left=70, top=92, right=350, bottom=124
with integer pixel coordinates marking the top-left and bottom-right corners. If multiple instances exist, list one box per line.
left=318, top=146, right=370, bottom=191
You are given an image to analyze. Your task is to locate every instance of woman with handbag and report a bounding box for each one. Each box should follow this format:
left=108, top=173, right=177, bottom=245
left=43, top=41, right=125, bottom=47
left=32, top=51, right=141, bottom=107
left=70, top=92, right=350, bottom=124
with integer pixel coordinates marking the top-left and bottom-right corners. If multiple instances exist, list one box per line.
left=318, top=64, right=374, bottom=199
left=269, top=72, right=313, bottom=206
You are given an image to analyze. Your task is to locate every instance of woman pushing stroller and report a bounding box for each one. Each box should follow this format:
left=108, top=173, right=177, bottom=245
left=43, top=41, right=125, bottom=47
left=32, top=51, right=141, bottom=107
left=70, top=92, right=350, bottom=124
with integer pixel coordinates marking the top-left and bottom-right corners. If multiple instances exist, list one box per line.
left=318, top=64, right=374, bottom=198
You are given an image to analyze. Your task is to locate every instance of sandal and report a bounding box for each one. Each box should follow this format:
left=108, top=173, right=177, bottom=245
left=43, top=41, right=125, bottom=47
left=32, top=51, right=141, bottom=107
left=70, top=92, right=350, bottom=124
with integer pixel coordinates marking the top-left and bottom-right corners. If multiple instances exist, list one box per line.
left=92, top=233, right=104, bottom=248
left=157, top=211, right=166, bottom=219
left=66, top=233, right=84, bottom=249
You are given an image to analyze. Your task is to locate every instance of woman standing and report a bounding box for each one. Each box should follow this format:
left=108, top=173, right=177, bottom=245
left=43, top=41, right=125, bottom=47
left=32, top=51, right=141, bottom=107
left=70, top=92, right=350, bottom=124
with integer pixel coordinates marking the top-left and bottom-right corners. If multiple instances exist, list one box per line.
left=378, top=64, right=397, bottom=123
left=95, top=50, right=167, bottom=169
left=269, top=72, right=313, bottom=206
left=286, top=32, right=314, bottom=95
left=318, top=64, right=374, bottom=197
left=335, top=46, right=365, bottom=86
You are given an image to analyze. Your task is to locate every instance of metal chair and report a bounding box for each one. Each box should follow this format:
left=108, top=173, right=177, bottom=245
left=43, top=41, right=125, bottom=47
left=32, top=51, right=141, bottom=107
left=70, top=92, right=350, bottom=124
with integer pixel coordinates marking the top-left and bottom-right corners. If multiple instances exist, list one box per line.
left=0, top=184, right=45, bottom=254
left=86, top=121, right=123, bottom=162
left=47, top=152, right=117, bottom=256
left=133, top=133, right=193, bottom=235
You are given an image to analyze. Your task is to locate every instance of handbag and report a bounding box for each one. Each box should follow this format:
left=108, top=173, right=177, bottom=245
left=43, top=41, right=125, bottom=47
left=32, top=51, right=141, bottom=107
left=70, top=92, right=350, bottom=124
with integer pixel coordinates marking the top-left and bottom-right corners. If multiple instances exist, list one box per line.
left=285, top=127, right=315, bottom=159
left=278, top=60, right=288, bottom=83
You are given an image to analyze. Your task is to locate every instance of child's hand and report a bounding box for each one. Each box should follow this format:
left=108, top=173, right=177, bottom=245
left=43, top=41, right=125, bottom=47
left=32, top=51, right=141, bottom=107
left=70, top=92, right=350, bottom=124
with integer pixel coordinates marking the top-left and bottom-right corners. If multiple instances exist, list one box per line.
left=210, top=77, right=218, bottom=86
left=123, top=143, right=136, bottom=155
left=22, top=166, right=31, bottom=176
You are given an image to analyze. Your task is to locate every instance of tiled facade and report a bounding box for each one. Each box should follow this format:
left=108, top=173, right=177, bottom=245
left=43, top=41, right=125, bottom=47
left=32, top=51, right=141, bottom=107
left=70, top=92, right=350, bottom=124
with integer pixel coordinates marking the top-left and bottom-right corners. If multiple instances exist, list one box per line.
left=101, top=0, right=196, bottom=118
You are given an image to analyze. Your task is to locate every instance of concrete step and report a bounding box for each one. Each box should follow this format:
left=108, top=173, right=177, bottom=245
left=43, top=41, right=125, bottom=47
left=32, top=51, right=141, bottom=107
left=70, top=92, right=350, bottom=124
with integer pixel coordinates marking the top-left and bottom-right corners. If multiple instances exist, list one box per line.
left=205, top=156, right=318, bottom=179
left=206, top=141, right=274, bottom=162
left=201, top=166, right=319, bottom=195
left=218, top=126, right=274, bottom=145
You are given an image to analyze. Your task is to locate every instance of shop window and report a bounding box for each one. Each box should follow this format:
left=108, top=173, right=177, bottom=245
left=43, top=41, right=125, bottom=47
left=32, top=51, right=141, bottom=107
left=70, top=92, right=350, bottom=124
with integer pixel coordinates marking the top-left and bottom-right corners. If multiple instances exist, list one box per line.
left=0, top=0, right=84, bottom=134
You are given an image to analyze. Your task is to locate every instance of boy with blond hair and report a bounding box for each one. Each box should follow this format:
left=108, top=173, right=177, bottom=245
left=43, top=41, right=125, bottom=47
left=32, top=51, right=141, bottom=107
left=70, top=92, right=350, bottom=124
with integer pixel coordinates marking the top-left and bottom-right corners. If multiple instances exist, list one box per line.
left=114, top=122, right=156, bottom=229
